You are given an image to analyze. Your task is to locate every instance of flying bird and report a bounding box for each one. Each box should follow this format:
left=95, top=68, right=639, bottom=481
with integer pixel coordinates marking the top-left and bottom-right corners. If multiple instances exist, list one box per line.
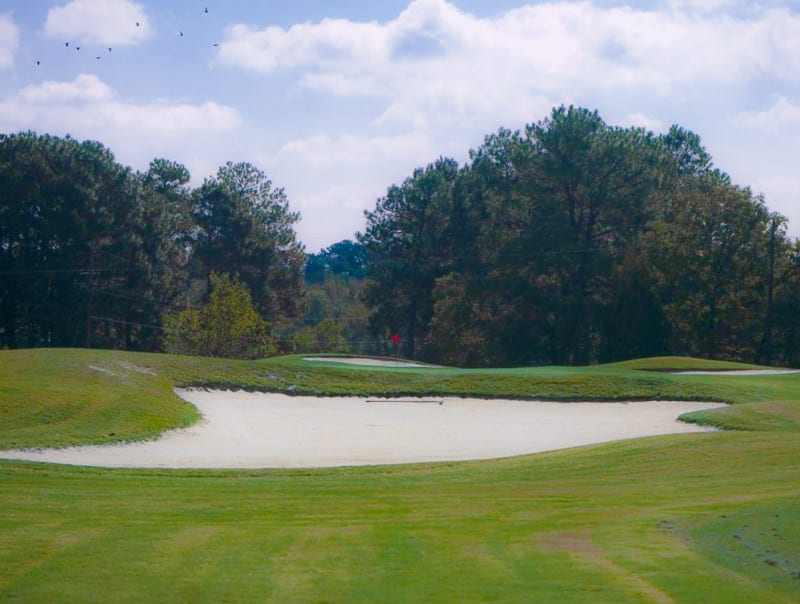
left=136, top=21, right=140, bottom=27
left=36, top=60, right=40, bottom=66
left=204, top=6, right=208, bottom=14
left=65, top=42, right=69, bottom=47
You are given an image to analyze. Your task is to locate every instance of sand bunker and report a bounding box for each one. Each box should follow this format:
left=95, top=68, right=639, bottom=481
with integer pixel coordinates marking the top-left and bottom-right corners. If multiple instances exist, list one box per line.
left=0, top=390, right=725, bottom=469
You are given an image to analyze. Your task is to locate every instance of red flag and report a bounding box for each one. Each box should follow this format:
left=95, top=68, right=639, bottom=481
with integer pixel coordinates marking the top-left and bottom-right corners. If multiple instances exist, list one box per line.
left=392, top=334, right=400, bottom=345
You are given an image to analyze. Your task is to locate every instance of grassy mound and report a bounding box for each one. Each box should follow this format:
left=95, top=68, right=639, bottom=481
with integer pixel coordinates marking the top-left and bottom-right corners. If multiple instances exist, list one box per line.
left=603, top=355, right=767, bottom=371
left=0, top=349, right=199, bottom=448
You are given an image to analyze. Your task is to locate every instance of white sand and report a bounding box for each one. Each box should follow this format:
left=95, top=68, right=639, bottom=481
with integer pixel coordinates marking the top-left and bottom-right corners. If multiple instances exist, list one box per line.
left=303, top=356, right=436, bottom=368
left=0, top=390, right=726, bottom=469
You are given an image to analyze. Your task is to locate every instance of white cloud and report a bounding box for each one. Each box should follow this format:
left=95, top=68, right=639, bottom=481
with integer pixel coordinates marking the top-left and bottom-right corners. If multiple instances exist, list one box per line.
left=0, top=14, right=19, bottom=68
left=4, top=74, right=240, bottom=134
left=664, top=0, right=797, bottom=13
left=747, top=174, right=800, bottom=236
left=291, top=185, right=378, bottom=248
left=665, top=0, right=745, bottom=12
left=276, top=132, right=437, bottom=168
left=212, top=0, right=800, bottom=245
left=215, top=0, right=800, bottom=134
left=17, top=0, right=799, bottom=247
left=265, top=131, right=446, bottom=247
left=736, top=96, right=800, bottom=129
left=219, top=19, right=386, bottom=75
left=98, top=100, right=241, bottom=135
left=44, top=0, right=152, bottom=46
left=620, top=112, right=666, bottom=132
left=0, top=74, right=241, bottom=170
left=18, top=73, right=114, bottom=103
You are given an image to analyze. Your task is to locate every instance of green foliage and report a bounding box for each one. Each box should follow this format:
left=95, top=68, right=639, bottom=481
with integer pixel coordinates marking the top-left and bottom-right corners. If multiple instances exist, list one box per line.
left=358, top=157, right=459, bottom=359
left=0, top=135, right=303, bottom=354
left=163, top=273, right=275, bottom=359
left=121, top=158, right=194, bottom=351
left=290, top=319, right=348, bottom=353
left=644, top=173, right=772, bottom=359
left=190, top=162, right=305, bottom=326
left=360, top=106, right=798, bottom=367
left=0, top=132, right=141, bottom=349
left=771, top=237, right=800, bottom=366
left=4, top=109, right=799, bottom=369
left=427, top=273, right=491, bottom=366
left=291, top=240, right=371, bottom=355
left=305, top=239, right=367, bottom=283
left=284, top=273, right=371, bottom=354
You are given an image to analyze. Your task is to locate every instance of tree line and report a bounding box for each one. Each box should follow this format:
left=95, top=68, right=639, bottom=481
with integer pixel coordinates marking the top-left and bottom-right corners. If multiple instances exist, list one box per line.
left=358, top=106, right=800, bottom=367
left=2, top=106, right=799, bottom=366
left=0, top=132, right=304, bottom=355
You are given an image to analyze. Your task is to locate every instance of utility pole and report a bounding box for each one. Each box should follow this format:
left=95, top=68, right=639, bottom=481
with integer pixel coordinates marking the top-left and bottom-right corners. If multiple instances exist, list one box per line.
left=83, top=251, right=98, bottom=348
left=763, top=215, right=778, bottom=365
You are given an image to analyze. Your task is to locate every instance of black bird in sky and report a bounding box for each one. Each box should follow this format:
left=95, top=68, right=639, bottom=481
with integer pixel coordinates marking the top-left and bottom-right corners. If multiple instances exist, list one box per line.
left=65, top=42, right=69, bottom=47
left=205, top=6, right=208, bottom=14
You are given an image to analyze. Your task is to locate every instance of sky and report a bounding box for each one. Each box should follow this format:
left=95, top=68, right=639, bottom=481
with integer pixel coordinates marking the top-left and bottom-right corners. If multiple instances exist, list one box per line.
left=1, top=0, right=799, bottom=251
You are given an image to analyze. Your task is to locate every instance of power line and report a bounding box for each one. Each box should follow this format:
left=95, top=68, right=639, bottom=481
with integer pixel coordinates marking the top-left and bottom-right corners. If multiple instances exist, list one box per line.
left=0, top=267, right=138, bottom=276
left=96, top=288, right=198, bottom=311
left=90, top=315, right=164, bottom=331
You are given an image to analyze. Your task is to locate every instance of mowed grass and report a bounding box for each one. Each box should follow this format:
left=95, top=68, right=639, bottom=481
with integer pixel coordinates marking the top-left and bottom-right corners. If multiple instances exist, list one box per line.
left=1, top=348, right=799, bottom=602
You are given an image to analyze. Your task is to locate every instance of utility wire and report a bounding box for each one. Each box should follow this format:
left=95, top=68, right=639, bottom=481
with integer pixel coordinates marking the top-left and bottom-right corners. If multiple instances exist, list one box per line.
left=90, top=316, right=164, bottom=331
left=0, top=267, right=138, bottom=275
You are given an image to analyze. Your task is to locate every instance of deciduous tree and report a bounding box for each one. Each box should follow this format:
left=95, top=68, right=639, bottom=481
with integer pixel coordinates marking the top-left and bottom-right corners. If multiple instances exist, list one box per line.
left=163, top=272, right=274, bottom=359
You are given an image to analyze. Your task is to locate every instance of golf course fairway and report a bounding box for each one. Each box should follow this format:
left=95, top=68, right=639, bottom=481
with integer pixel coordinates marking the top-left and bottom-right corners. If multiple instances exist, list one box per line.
left=1, top=349, right=798, bottom=602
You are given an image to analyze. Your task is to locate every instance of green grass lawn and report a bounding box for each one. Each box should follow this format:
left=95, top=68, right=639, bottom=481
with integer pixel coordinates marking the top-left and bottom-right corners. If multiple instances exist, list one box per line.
left=1, top=349, right=799, bottom=602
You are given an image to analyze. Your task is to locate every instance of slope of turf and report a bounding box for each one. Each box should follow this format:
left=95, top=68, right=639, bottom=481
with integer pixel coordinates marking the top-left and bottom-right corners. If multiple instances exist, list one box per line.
left=1, top=348, right=799, bottom=602
left=603, top=355, right=766, bottom=371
